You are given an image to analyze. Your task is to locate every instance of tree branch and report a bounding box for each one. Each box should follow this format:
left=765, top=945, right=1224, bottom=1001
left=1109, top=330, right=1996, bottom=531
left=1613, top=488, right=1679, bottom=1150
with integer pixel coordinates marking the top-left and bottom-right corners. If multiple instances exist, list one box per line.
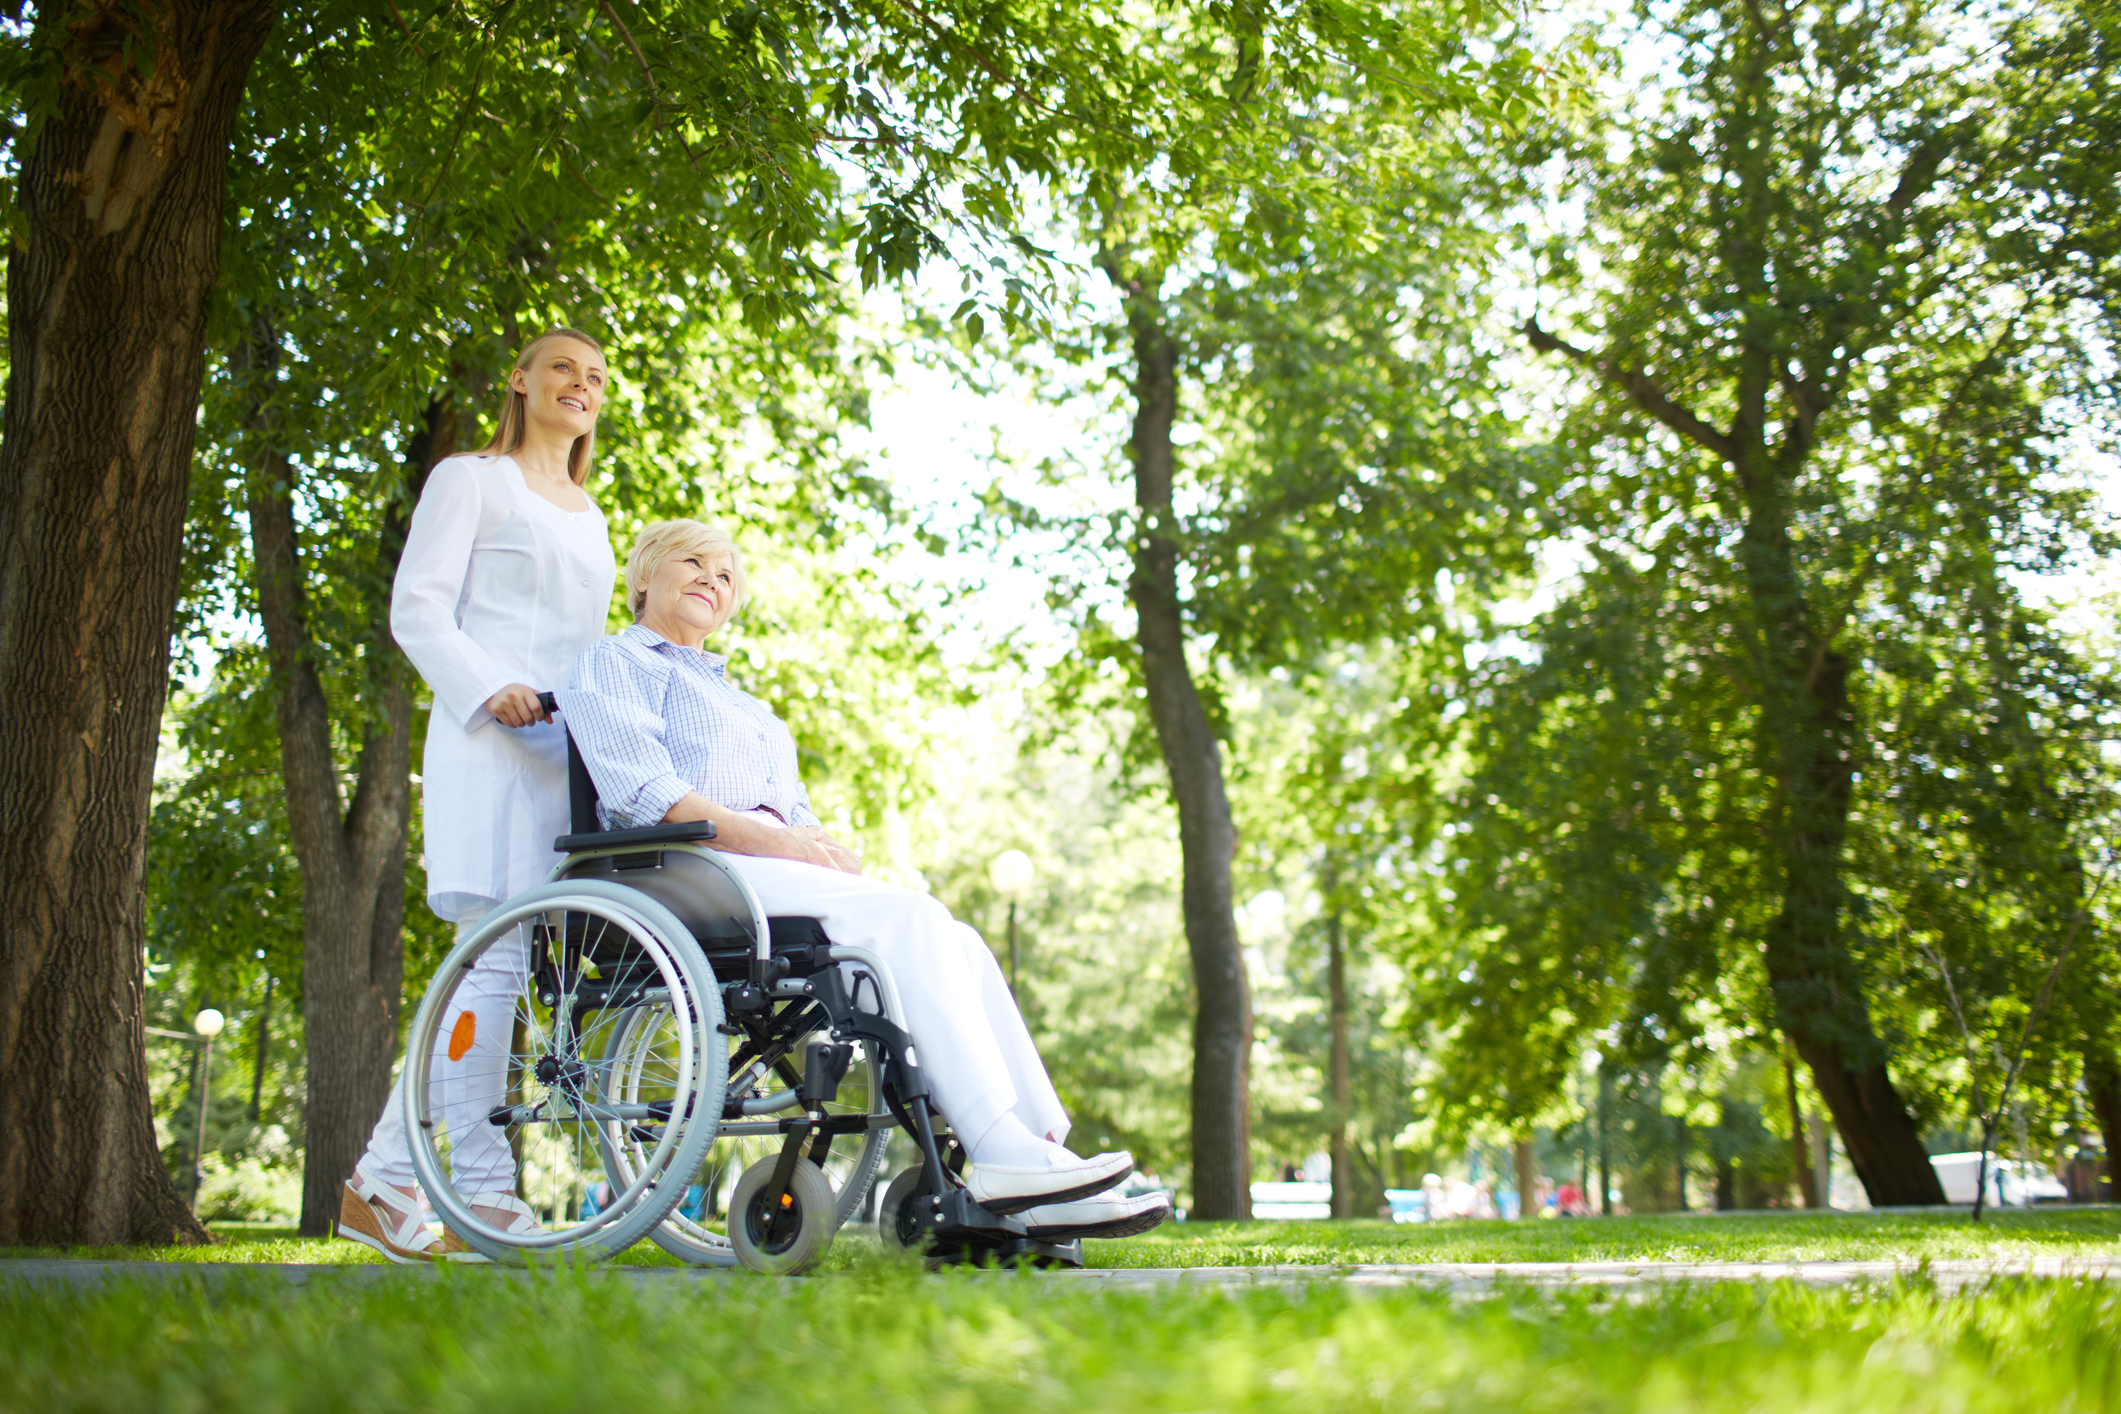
left=381, top=0, right=424, bottom=56
left=598, top=0, right=661, bottom=110
left=1523, top=317, right=1738, bottom=464
left=1886, top=128, right=1955, bottom=216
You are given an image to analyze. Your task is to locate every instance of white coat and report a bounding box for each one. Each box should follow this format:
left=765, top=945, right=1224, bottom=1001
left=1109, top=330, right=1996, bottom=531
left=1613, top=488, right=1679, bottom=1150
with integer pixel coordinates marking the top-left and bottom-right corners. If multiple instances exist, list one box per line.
left=390, top=453, right=617, bottom=920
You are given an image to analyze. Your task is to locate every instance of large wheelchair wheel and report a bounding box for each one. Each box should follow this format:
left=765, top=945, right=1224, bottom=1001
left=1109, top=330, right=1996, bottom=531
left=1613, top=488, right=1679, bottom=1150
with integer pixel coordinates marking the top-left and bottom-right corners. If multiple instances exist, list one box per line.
left=403, top=880, right=725, bottom=1264
left=598, top=998, right=889, bottom=1267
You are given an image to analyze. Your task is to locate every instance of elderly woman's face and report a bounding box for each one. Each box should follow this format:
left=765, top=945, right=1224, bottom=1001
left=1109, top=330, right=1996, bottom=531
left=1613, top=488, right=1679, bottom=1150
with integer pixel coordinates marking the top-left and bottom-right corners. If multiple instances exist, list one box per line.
left=640, top=549, right=739, bottom=643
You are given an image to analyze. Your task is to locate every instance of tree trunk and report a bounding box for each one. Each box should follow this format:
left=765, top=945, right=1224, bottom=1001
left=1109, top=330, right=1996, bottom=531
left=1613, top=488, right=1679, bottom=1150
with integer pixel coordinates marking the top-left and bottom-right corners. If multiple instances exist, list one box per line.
left=240, top=330, right=447, bottom=1232
left=1327, top=907, right=1351, bottom=1220
left=1738, top=492, right=1945, bottom=1206
left=1783, top=1044, right=1819, bottom=1208
left=0, top=0, right=275, bottom=1246
left=1513, top=1136, right=1536, bottom=1220
left=249, top=975, right=273, bottom=1122
left=2084, top=1038, right=2121, bottom=1198
left=1101, top=251, right=1252, bottom=1219
left=1597, top=1062, right=1612, bottom=1215
left=1674, top=1115, right=1688, bottom=1211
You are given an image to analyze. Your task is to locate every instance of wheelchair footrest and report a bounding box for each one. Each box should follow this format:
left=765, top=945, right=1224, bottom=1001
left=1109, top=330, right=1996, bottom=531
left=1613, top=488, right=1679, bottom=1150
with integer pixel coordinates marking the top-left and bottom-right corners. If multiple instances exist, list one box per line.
left=925, top=1234, right=1086, bottom=1271
left=903, top=1185, right=1027, bottom=1243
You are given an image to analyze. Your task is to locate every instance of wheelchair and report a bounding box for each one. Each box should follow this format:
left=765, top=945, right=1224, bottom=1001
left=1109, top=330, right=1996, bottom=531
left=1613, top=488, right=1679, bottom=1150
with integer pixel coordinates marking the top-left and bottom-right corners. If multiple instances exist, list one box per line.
left=399, top=694, right=1084, bottom=1274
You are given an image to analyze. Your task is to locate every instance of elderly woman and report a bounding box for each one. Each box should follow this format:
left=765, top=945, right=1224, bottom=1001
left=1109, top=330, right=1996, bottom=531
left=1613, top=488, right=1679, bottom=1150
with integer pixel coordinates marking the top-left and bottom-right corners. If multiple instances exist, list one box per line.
left=557, top=520, right=1169, bottom=1239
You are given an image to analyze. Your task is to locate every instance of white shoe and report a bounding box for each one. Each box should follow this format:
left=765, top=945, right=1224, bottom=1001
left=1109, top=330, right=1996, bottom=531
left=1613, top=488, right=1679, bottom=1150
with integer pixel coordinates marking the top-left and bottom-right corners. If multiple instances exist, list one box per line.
left=964, top=1150, right=1134, bottom=1216
left=1022, top=1188, right=1173, bottom=1241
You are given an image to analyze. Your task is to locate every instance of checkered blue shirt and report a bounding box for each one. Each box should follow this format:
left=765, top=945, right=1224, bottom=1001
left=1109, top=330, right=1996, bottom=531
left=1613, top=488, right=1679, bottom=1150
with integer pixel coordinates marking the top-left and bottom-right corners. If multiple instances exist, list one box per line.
left=557, top=623, right=819, bottom=832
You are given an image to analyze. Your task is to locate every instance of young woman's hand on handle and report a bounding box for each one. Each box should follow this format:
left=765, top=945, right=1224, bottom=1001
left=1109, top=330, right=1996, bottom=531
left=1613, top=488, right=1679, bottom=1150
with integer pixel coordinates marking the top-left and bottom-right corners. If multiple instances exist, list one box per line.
left=484, top=683, right=553, bottom=728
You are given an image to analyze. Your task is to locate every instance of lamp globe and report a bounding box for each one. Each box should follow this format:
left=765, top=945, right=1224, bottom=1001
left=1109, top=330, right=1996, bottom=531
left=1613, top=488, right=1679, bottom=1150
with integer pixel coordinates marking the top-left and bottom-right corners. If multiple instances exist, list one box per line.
left=988, top=849, right=1034, bottom=900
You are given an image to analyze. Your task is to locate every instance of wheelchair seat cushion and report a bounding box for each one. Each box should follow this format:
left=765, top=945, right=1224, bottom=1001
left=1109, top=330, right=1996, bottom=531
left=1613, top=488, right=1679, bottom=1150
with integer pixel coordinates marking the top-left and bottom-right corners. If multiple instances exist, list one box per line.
left=767, top=917, right=831, bottom=950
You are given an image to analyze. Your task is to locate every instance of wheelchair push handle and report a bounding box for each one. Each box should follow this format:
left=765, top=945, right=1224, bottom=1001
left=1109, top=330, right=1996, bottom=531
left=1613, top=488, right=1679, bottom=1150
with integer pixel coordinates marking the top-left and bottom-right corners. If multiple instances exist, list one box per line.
left=537, top=691, right=560, bottom=715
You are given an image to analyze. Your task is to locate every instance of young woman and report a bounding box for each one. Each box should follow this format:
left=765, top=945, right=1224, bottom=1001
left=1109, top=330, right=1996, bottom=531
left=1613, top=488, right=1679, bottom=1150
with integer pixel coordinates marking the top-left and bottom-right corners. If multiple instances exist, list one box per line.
left=337, top=329, right=619, bottom=1261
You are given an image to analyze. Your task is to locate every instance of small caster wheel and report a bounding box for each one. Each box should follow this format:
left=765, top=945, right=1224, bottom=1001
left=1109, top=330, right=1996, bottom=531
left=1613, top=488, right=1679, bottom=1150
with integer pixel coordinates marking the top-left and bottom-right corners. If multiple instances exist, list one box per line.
left=878, top=1166, right=932, bottom=1251
left=730, top=1157, right=834, bottom=1275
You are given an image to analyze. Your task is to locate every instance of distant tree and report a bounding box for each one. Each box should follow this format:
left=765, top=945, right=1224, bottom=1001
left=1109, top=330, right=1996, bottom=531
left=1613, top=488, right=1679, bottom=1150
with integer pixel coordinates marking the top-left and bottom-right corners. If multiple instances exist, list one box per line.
left=1421, top=0, right=2120, bottom=1202
left=1011, top=11, right=1537, bottom=1214
left=1239, top=646, right=1456, bottom=1218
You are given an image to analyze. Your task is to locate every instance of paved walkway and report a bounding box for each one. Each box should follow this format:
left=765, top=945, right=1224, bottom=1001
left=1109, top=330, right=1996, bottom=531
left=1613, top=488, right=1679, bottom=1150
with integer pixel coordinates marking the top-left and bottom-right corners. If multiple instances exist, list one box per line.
left=4, top=1256, right=2117, bottom=1294
left=1050, top=1257, right=2121, bottom=1295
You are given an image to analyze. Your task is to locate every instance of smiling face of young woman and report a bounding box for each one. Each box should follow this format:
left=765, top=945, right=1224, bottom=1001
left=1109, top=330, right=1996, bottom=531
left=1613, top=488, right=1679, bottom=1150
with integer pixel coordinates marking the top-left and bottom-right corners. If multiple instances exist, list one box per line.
left=510, top=336, right=607, bottom=444
left=639, top=549, right=740, bottom=646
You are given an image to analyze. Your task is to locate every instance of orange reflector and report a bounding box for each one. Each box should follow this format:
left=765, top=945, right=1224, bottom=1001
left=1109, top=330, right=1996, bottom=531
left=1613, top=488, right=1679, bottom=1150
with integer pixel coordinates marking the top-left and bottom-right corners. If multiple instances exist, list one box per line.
left=780, top=1193, right=794, bottom=1208
left=447, top=1010, right=477, bottom=1061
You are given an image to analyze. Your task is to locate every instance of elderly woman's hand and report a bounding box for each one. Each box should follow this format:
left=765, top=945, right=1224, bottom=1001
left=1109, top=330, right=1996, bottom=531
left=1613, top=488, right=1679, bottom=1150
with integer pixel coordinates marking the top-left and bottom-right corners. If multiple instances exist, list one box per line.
left=817, top=832, right=864, bottom=876
left=789, top=827, right=863, bottom=875
left=662, top=793, right=862, bottom=873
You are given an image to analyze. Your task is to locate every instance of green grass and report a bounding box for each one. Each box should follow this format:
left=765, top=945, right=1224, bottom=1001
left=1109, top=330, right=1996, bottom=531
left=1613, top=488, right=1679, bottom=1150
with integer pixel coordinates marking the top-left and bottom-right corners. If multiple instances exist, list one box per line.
left=6, top=1207, right=2118, bottom=1269
left=1097, top=1208, right=2121, bottom=1267
left=4, top=1254, right=2118, bottom=1412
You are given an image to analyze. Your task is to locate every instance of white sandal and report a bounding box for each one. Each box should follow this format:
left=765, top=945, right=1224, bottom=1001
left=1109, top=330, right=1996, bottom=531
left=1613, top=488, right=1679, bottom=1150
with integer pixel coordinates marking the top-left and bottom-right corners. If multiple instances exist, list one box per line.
left=431, top=1191, right=542, bottom=1263
left=464, top=1191, right=545, bottom=1238
left=337, top=1167, right=444, bottom=1263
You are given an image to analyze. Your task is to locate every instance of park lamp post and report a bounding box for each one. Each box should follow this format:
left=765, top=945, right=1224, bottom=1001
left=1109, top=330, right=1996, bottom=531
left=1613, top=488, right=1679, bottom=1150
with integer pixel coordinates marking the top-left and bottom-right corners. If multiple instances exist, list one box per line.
left=190, top=1008, right=225, bottom=1213
left=988, top=850, right=1035, bottom=994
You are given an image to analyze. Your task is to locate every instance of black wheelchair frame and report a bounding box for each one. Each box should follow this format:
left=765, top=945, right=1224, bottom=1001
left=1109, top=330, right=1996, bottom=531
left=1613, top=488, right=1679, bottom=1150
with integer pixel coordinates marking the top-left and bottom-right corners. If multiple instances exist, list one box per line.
left=535, top=693, right=1082, bottom=1269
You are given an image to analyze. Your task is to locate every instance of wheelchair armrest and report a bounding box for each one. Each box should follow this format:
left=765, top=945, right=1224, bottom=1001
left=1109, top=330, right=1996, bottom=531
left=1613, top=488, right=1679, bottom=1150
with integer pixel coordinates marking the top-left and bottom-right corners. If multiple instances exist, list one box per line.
left=554, top=820, right=717, bottom=854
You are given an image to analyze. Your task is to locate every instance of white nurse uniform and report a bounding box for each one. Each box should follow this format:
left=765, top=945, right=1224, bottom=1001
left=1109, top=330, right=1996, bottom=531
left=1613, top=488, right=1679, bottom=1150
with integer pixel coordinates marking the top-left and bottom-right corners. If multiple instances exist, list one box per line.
left=357, top=452, right=615, bottom=1192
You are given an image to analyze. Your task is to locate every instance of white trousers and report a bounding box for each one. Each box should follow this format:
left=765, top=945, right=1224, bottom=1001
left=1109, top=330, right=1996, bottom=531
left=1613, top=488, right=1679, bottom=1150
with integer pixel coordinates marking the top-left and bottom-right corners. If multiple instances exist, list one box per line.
left=359, top=904, right=527, bottom=1192
left=359, top=858, right=1067, bottom=1193
left=719, top=853, right=1068, bottom=1151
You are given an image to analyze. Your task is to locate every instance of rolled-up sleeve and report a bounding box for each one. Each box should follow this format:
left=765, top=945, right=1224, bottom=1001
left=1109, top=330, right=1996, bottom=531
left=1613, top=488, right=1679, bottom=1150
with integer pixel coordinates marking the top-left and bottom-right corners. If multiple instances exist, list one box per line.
left=557, top=641, right=696, bottom=829
left=390, top=460, right=515, bottom=731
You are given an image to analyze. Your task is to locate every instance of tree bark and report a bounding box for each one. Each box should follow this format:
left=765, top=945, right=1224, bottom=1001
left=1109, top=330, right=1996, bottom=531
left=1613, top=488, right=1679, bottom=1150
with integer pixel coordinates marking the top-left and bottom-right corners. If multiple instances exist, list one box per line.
left=2086, top=1053, right=2121, bottom=1200
left=1100, top=251, right=1252, bottom=1219
left=1327, top=906, right=1351, bottom=1220
left=1783, top=1044, right=1819, bottom=1208
left=1513, top=1136, right=1536, bottom=1220
left=2081, top=979, right=2121, bottom=1198
left=1597, top=1063, right=1612, bottom=1215
left=239, top=330, right=450, bottom=1232
left=248, top=975, right=273, bottom=1122
left=0, top=0, right=275, bottom=1246
left=1674, top=1115, right=1688, bottom=1211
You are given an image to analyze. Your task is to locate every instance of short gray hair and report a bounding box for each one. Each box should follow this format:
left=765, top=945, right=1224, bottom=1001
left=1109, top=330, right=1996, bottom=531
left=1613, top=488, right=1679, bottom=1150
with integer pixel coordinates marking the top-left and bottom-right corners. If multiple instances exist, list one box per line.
left=624, top=518, right=749, bottom=622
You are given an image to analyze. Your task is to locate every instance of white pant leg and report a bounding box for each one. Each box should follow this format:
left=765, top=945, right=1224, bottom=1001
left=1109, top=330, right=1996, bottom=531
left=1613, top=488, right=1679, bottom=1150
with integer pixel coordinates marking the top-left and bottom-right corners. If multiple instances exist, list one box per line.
left=961, top=917, right=1072, bottom=1149
left=359, top=904, right=528, bottom=1193
left=717, top=854, right=1069, bottom=1149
